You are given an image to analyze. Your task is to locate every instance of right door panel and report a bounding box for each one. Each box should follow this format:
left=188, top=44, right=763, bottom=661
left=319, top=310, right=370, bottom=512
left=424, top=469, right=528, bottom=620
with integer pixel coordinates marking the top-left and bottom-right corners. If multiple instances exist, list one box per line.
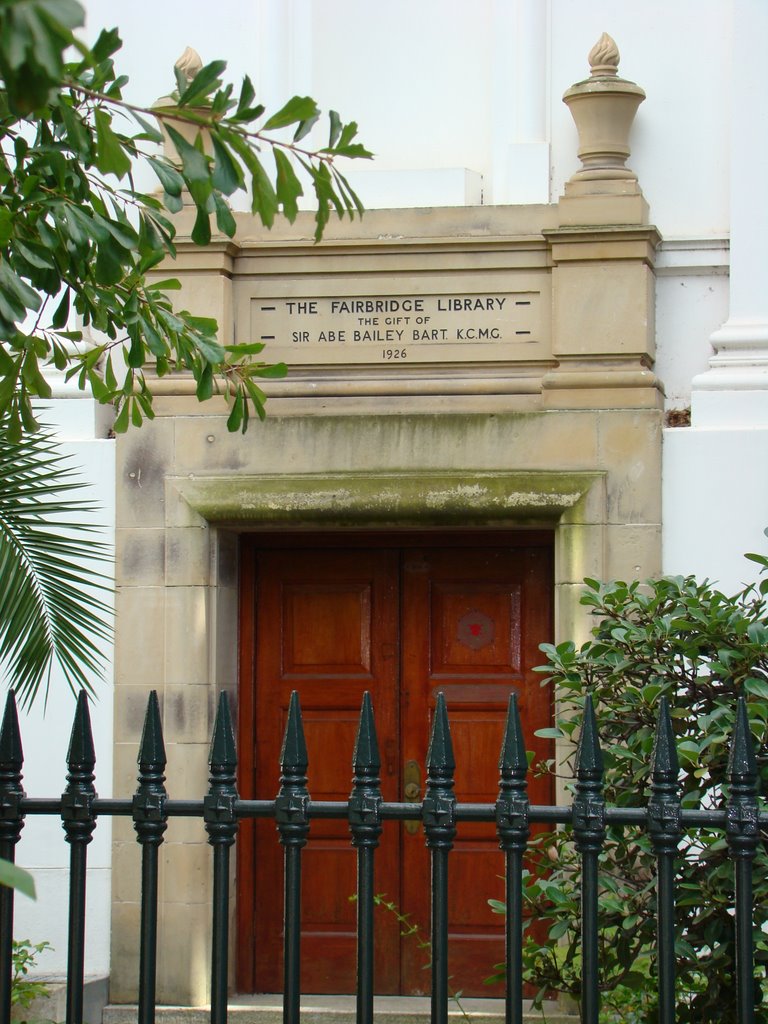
left=399, top=545, right=553, bottom=995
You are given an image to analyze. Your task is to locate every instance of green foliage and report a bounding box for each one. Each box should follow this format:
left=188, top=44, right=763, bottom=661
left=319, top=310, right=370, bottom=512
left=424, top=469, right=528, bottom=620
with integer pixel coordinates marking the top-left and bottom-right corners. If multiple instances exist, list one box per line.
left=0, top=419, right=111, bottom=707
left=11, top=939, right=52, bottom=1023
left=0, top=0, right=371, bottom=439
left=509, top=552, right=768, bottom=1022
left=0, top=859, right=35, bottom=899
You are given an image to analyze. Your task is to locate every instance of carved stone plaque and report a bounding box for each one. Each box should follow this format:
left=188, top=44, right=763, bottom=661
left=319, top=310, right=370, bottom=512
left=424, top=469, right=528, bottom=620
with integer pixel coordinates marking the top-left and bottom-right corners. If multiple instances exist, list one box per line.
left=238, top=285, right=548, bottom=366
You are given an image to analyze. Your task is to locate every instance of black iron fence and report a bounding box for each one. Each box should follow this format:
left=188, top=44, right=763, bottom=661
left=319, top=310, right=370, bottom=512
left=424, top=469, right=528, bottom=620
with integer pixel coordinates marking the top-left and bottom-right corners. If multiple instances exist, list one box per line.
left=0, top=688, right=764, bottom=1024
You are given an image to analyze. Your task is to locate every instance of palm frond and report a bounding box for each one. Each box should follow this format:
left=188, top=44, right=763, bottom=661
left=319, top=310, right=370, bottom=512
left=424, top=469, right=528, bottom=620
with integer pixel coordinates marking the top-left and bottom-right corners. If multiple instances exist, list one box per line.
left=0, top=423, right=112, bottom=708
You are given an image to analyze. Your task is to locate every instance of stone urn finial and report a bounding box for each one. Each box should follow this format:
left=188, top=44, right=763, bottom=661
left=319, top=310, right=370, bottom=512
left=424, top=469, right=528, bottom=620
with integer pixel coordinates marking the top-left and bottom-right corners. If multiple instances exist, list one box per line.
left=175, top=46, right=203, bottom=85
left=588, top=32, right=620, bottom=76
left=562, top=33, right=645, bottom=185
left=154, top=46, right=210, bottom=192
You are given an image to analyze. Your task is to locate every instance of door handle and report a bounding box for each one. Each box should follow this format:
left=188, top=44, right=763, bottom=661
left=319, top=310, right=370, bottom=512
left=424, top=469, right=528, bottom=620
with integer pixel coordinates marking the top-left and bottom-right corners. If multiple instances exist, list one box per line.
left=403, top=759, right=421, bottom=835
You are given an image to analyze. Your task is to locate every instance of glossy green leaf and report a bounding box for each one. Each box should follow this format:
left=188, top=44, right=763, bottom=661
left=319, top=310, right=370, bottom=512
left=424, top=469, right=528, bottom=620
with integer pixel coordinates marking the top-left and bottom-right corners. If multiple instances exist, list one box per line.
left=225, top=342, right=266, bottom=357
left=191, top=204, right=211, bottom=246
left=236, top=74, right=256, bottom=116
left=0, top=0, right=82, bottom=112
left=147, top=156, right=185, bottom=197
left=0, top=859, right=35, bottom=899
left=0, top=208, right=13, bottom=246
left=131, top=111, right=164, bottom=144
left=213, top=193, right=236, bottom=237
left=165, top=124, right=210, bottom=184
left=226, top=391, right=244, bottom=432
left=189, top=327, right=224, bottom=363
left=249, top=362, right=287, bottom=379
left=332, top=142, right=372, bottom=159
left=137, top=314, right=165, bottom=357
left=274, top=149, right=302, bottom=221
left=93, top=108, right=132, bottom=178
left=294, top=109, right=320, bottom=143
left=328, top=109, right=342, bottom=149
left=146, top=277, right=181, bottom=292
left=51, top=288, right=70, bottom=329
left=196, top=363, right=213, bottom=401
left=14, top=238, right=54, bottom=270
left=248, top=153, right=278, bottom=228
left=90, top=26, right=122, bottom=63
left=94, top=244, right=123, bottom=285
left=211, top=134, right=243, bottom=195
left=177, top=59, right=226, bottom=106
left=0, top=262, right=42, bottom=313
left=263, top=95, right=319, bottom=131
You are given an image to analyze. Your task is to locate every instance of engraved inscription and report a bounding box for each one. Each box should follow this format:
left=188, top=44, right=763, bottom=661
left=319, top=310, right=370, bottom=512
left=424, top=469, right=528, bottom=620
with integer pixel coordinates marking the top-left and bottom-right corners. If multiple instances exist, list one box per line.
left=247, top=290, right=543, bottom=365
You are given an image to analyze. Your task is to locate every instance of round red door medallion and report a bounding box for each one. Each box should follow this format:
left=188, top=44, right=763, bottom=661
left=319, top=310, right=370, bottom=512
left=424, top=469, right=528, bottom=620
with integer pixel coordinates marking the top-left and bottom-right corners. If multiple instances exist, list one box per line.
left=457, top=609, right=495, bottom=650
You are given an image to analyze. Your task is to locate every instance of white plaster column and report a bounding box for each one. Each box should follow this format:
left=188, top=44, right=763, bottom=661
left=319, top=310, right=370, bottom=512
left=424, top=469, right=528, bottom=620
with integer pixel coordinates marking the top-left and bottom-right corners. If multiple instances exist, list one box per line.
left=491, top=0, right=550, bottom=204
left=691, top=0, right=768, bottom=426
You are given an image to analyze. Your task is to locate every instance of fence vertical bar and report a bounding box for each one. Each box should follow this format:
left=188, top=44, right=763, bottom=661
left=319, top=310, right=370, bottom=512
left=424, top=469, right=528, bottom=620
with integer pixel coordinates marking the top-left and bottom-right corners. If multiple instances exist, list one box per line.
left=423, top=693, right=457, bottom=1024
left=133, top=692, right=168, bottom=1024
left=276, top=692, right=310, bottom=1024
left=726, top=696, right=759, bottom=1024
left=61, top=691, right=97, bottom=1024
left=572, top=694, right=605, bottom=1024
left=349, top=693, right=383, bottom=1024
left=495, top=694, right=529, bottom=1024
left=204, top=692, right=239, bottom=1024
left=0, top=693, right=25, bottom=1024
left=648, top=697, right=681, bottom=1024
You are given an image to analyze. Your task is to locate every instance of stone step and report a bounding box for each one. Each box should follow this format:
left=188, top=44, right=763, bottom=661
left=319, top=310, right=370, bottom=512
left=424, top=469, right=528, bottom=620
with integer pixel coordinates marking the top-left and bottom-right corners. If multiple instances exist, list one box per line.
left=12, top=977, right=108, bottom=1024
left=104, top=995, right=576, bottom=1024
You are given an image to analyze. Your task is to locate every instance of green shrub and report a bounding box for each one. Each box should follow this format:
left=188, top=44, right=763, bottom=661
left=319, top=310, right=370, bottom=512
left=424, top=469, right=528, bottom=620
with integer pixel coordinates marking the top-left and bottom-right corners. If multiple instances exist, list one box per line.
left=11, top=939, right=51, bottom=1023
left=507, top=549, right=768, bottom=1022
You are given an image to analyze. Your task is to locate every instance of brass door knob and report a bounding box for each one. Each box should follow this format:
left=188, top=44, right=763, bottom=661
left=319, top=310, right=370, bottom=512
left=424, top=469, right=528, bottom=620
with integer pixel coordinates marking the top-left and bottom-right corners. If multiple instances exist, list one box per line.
left=403, top=759, right=421, bottom=834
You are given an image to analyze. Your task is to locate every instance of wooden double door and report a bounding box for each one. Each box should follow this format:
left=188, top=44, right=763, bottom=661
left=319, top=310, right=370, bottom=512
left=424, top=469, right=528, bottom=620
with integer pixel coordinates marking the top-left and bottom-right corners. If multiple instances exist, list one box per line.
left=237, top=533, right=553, bottom=995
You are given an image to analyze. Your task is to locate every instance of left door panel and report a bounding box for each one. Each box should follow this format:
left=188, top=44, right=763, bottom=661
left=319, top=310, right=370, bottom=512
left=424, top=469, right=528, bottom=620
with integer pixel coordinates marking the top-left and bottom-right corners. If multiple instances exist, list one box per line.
left=239, top=547, right=402, bottom=993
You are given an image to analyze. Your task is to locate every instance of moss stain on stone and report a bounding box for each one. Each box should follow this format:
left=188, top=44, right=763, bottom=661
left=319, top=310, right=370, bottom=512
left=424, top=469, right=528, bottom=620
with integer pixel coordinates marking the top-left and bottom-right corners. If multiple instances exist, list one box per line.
left=176, top=469, right=603, bottom=526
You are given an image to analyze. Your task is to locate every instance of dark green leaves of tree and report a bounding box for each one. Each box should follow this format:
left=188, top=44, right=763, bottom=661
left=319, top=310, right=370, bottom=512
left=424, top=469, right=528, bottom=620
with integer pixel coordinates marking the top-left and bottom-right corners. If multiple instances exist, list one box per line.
left=0, top=0, right=83, bottom=113
left=0, top=0, right=371, bottom=437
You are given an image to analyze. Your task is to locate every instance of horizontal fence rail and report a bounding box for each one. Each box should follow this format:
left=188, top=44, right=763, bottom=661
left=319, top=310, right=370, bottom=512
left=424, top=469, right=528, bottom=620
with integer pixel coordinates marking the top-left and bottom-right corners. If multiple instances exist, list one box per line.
left=0, top=689, right=765, bottom=1024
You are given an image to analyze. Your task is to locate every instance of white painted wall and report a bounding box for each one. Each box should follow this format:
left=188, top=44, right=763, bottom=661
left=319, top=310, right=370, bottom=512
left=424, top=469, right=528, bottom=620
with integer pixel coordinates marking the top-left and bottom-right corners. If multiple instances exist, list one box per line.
left=10, top=401, right=115, bottom=981
left=663, top=427, right=768, bottom=592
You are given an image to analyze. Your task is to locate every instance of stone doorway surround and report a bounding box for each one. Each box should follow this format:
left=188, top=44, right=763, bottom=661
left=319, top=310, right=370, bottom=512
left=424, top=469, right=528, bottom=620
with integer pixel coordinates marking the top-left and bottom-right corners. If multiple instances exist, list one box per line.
left=109, top=34, right=665, bottom=1004
left=110, top=195, right=662, bottom=1004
